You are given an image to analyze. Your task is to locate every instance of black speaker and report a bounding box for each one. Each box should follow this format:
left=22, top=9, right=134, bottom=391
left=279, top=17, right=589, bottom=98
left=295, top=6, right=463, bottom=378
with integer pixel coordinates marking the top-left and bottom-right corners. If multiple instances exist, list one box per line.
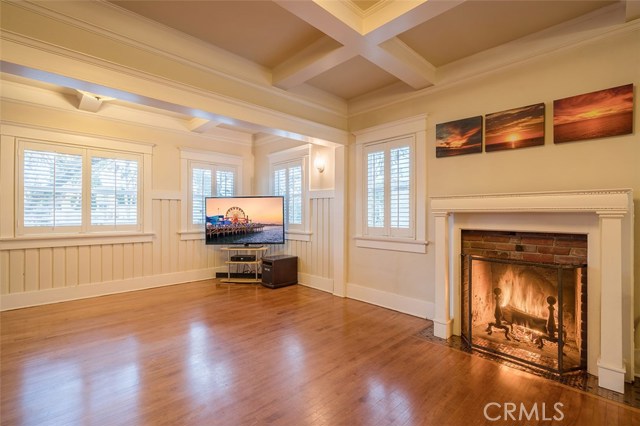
left=262, top=255, right=297, bottom=288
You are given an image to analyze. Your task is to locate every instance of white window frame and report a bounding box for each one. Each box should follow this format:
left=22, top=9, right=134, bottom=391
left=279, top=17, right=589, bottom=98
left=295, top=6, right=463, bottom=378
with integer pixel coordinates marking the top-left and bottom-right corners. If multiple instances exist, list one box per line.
left=87, top=149, right=142, bottom=232
left=0, top=125, right=153, bottom=249
left=362, top=137, right=415, bottom=239
left=179, top=148, right=243, bottom=240
left=268, top=145, right=310, bottom=242
left=354, top=115, right=428, bottom=253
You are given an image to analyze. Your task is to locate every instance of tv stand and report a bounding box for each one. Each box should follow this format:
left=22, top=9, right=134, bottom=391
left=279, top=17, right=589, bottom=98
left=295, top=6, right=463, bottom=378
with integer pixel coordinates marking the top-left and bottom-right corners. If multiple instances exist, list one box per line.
left=220, top=246, right=268, bottom=283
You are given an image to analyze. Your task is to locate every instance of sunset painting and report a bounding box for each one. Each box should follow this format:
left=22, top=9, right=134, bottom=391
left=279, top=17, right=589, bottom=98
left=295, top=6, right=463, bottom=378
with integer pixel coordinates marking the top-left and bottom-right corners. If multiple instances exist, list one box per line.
left=554, top=84, right=634, bottom=144
left=436, top=116, right=483, bottom=158
left=485, top=103, right=545, bottom=152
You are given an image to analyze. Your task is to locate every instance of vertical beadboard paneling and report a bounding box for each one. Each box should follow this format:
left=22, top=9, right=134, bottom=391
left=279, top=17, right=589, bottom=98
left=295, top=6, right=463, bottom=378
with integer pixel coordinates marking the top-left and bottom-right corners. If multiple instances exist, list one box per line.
left=143, top=242, right=153, bottom=277
left=0, top=251, right=10, bottom=294
left=39, top=248, right=53, bottom=290
left=123, top=243, right=134, bottom=280
left=169, top=200, right=179, bottom=273
left=78, top=246, right=91, bottom=285
left=133, top=243, right=143, bottom=278
left=65, top=246, right=79, bottom=287
left=152, top=199, right=162, bottom=276
left=112, top=244, right=124, bottom=281
left=52, top=247, right=65, bottom=288
left=90, top=245, right=102, bottom=283
left=9, top=250, right=25, bottom=293
left=24, top=249, right=39, bottom=292
left=0, top=195, right=334, bottom=305
left=161, top=200, right=170, bottom=274
left=101, top=245, right=113, bottom=282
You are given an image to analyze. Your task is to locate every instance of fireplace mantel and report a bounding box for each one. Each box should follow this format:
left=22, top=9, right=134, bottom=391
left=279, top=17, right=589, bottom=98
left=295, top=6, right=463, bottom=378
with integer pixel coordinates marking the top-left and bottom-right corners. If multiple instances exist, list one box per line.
left=430, top=189, right=634, bottom=394
left=431, top=189, right=631, bottom=214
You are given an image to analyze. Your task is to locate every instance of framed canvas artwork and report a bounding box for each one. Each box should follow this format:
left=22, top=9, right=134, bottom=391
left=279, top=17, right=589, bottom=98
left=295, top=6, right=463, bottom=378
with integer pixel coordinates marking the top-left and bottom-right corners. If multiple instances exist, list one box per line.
left=485, top=103, right=545, bottom=152
left=436, top=116, right=483, bottom=158
left=554, top=84, right=633, bottom=144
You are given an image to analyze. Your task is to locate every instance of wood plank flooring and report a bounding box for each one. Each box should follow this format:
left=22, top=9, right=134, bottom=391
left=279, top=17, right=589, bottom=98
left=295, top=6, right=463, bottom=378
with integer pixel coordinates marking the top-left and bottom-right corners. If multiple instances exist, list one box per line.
left=2, top=281, right=639, bottom=425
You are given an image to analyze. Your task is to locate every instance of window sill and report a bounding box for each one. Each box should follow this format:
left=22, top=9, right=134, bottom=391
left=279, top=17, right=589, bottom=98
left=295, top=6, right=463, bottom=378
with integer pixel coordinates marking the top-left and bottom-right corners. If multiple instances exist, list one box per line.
left=0, top=232, right=154, bottom=250
left=354, top=236, right=428, bottom=253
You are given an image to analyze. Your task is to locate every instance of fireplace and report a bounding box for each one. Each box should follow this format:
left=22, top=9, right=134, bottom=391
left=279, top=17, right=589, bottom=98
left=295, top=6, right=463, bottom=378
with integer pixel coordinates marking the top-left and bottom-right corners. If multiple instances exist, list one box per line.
left=430, top=189, right=634, bottom=393
left=460, top=231, right=588, bottom=374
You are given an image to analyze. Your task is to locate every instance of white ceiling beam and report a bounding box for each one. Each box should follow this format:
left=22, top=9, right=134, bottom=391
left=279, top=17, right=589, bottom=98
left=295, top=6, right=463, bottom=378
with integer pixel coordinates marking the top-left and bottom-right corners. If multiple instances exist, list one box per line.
left=187, top=117, right=221, bottom=133
left=375, top=38, right=436, bottom=88
left=273, top=37, right=357, bottom=90
left=275, top=0, right=468, bottom=90
left=364, top=0, right=467, bottom=43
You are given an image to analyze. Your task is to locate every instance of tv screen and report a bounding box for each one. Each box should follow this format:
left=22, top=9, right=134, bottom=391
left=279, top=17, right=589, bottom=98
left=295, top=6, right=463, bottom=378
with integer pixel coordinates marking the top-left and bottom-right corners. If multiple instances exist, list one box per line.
left=205, top=196, right=285, bottom=246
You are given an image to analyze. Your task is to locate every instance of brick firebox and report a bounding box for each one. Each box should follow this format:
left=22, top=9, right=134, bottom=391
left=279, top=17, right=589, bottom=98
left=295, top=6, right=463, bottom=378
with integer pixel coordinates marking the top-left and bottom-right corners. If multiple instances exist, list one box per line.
left=461, top=230, right=587, bottom=265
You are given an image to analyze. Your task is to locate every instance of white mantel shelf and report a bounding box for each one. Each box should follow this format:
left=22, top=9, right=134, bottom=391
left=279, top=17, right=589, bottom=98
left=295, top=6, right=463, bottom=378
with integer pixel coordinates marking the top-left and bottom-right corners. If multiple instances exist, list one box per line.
left=430, top=189, right=634, bottom=394
left=431, top=189, right=632, bottom=214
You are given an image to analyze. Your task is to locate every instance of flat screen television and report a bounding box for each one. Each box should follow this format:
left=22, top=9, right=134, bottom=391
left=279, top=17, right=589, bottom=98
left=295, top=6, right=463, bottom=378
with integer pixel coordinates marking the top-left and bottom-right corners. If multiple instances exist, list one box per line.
left=205, top=196, right=285, bottom=246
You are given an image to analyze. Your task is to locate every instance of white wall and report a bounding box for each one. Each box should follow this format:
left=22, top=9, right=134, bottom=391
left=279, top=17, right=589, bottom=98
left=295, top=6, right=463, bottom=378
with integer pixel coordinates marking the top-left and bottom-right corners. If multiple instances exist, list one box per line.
left=347, top=27, right=640, bottom=321
left=0, top=88, right=257, bottom=309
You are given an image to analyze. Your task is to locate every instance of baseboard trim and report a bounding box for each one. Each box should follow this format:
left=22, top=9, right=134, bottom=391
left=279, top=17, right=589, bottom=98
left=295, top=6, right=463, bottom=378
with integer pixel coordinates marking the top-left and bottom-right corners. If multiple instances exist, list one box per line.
left=0, top=269, right=216, bottom=311
left=298, top=272, right=333, bottom=293
left=346, top=282, right=434, bottom=319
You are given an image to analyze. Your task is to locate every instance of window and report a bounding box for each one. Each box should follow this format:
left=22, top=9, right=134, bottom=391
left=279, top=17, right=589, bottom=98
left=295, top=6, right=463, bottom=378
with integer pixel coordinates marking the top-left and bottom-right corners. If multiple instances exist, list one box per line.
left=18, top=140, right=142, bottom=235
left=188, top=162, right=237, bottom=227
left=268, top=145, right=310, bottom=241
left=354, top=115, right=427, bottom=253
left=273, top=161, right=303, bottom=227
left=363, top=139, right=413, bottom=238
left=90, top=155, right=138, bottom=228
left=179, top=149, right=243, bottom=238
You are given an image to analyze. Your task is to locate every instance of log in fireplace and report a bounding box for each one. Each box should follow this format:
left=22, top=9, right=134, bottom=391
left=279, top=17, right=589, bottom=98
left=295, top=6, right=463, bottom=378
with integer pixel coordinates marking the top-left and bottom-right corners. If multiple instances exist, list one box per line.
left=460, top=231, right=588, bottom=375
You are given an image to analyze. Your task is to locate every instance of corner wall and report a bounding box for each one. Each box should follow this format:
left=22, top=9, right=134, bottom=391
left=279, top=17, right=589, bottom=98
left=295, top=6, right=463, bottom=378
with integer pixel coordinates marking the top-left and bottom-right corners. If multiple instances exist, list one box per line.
left=346, top=27, right=639, bottom=324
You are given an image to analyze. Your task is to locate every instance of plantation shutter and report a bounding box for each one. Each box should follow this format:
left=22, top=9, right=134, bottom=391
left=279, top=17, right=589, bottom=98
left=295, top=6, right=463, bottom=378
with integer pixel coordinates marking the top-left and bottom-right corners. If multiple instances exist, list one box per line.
left=390, top=146, right=411, bottom=230
left=192, top=167, right=213, bottom=225
left=363, top=137, right=414, bottom=238
left=91, top=157, right=138, bottom=227
left=288, top=165, right=302, bottom=225
left=216, top=169, right=235, bottom=197
left=366, top=150, right=385, bottom=230
left=23, top=149, right=83, bottom=228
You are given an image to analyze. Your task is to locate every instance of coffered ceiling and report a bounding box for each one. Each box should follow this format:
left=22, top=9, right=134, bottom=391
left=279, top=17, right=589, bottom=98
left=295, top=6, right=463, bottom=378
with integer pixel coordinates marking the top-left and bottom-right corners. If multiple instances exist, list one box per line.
left=109, top=0, right=621, bottom=100
left=1, top=0, right=637, bottom=142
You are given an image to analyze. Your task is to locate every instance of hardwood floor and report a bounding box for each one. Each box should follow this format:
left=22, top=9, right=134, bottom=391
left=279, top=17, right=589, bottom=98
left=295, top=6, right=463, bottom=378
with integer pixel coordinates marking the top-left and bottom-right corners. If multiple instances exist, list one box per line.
left=1, top=281, right=639, bottom=426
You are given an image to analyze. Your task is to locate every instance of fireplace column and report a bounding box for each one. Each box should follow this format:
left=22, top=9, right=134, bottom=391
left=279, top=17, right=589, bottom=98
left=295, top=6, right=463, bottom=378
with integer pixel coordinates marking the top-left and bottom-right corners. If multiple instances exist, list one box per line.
left=597, top=212, right=626, bottom=393
left=434, top=211, right=452, bottom=338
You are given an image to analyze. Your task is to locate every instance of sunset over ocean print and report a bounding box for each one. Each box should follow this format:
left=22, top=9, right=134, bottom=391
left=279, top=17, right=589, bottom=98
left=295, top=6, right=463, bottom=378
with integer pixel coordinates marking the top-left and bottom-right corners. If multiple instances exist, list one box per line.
left=554, top=84, right=633, bottom=143
left=436, top=116, right=483, bottom=157
left=486, top=103, right=545, bottom=152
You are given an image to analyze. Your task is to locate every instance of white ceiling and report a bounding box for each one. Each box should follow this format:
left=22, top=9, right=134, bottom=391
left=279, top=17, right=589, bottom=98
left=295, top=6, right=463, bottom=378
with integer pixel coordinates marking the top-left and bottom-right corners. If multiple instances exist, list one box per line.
left=2, top=0, right=635, bottom=141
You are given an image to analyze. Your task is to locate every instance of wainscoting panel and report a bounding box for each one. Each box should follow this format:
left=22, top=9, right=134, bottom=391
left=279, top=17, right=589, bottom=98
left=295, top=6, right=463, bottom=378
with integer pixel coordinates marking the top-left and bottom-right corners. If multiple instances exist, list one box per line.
left=0, top=197, right=334, bottom=308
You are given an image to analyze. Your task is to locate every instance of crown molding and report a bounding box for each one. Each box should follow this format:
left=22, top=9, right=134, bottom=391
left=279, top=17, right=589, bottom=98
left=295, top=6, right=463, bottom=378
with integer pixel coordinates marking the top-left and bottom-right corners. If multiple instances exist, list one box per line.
left=0, top=78, right=255, bottom=146
left=349, top=3, right=637, bottom=118
left=13, top=0, right=348, bottom=118
left=1, top=0, right=349, bottom=136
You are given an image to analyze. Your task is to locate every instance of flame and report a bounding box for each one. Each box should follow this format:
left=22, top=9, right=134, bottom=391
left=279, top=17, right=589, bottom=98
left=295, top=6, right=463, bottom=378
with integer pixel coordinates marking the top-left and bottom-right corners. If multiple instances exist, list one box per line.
left=496, top=268, right=550, bottom=319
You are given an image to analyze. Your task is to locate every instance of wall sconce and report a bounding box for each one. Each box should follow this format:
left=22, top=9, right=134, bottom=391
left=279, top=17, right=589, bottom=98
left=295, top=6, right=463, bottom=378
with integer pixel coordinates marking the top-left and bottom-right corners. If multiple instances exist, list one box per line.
left=314, top=156, right=326, bottom=173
